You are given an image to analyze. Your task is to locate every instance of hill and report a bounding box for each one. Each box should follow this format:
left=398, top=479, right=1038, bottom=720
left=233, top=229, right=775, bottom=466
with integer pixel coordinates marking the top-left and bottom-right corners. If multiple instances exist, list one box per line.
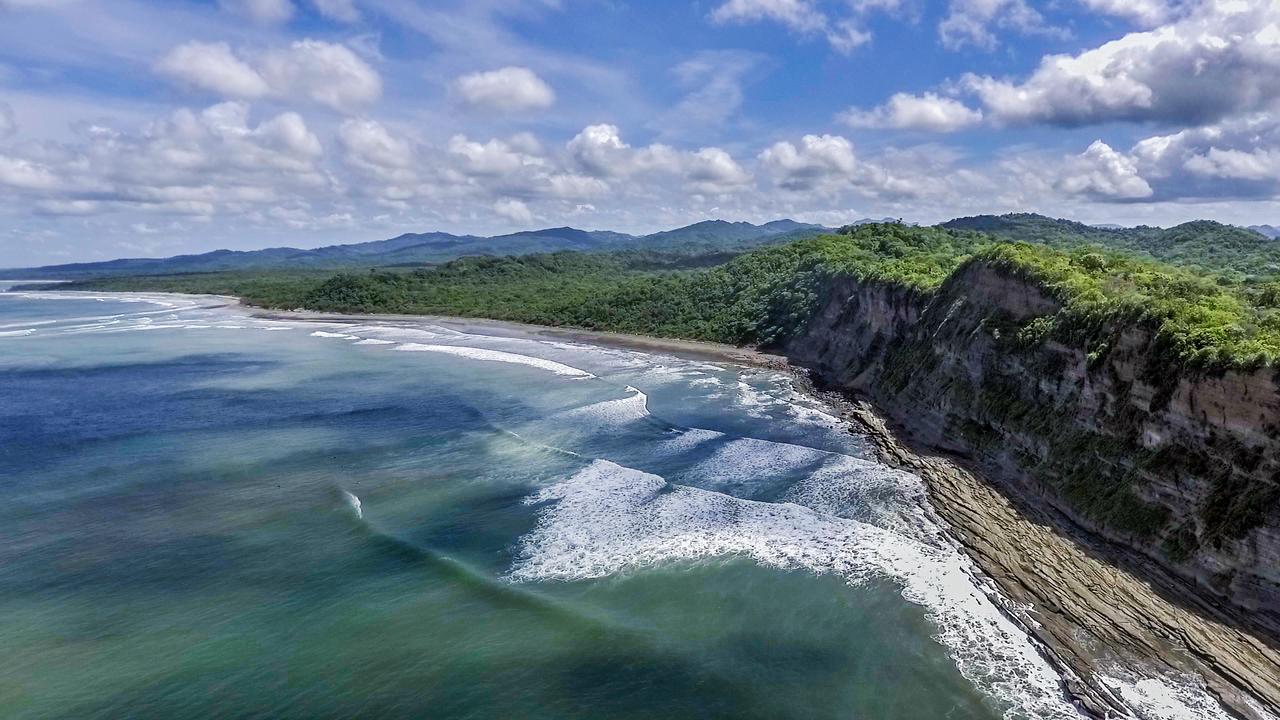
left=940, top=213, right=1280, bottom=280
left=0, top=220, right=826, bottom=280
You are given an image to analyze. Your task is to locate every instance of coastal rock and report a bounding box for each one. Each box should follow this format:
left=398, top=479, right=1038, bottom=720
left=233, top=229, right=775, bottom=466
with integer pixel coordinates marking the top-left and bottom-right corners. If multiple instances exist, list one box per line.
left=783, top=260, right=1280, bottom=718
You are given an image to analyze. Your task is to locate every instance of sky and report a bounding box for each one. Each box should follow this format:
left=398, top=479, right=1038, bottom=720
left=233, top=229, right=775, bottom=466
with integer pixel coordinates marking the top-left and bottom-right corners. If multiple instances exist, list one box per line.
left=1, top=0, right=1279, bottom=265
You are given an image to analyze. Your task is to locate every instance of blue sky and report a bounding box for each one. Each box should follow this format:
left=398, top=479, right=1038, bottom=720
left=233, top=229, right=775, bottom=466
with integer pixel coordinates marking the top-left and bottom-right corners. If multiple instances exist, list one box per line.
left=1, top=0, right=1278, bottom=264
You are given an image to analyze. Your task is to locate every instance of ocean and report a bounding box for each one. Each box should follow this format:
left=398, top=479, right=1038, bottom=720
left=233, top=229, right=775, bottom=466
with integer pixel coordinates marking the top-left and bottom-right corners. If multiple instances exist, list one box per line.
left=0, top=286, right=1234, bottom=719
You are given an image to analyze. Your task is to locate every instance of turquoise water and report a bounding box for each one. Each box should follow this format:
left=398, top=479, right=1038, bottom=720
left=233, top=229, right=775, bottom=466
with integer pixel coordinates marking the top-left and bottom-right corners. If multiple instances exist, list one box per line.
left=0, top=288, right=1108, bottom=719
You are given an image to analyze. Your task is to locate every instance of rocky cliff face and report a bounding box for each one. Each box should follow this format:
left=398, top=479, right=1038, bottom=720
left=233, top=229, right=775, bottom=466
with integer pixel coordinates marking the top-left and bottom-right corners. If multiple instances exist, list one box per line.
left=784, top=260, right=1280, bottom=624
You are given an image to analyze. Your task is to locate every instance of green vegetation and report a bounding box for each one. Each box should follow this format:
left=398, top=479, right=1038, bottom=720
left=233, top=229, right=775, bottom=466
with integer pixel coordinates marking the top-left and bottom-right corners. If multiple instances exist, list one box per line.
left=942, top=213, right=1280, bottom=282
left=50, top=222, right=1280, bottom=371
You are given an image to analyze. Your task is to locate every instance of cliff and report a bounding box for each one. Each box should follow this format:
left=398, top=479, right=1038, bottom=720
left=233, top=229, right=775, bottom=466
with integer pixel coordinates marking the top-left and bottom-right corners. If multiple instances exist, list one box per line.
left=783, top=259, right=1280, bottom=628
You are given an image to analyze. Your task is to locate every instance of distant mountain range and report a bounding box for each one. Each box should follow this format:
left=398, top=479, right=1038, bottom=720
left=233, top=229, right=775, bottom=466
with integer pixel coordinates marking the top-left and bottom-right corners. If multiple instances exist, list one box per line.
left=7, top=214, right=1276, bottom=282
left=0, top=219, right=827, bottom=280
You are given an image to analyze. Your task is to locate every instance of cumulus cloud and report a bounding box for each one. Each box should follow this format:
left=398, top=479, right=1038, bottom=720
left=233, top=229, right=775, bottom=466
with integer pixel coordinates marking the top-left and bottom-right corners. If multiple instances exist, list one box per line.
left=156, top=40, right=380, bottom=112
left=338, top=118, right=414, bottom=183
left=1056, top=140, right=1153, bottom=199
left=938, top=0, right=1053, bottom=50
left=841, top=92, right=983, bottom=132
left=493, top=198, right=533, bottom=224
left=963, top=2, right=1280, bottom=127
left=156, top=42, right=271, bottom=99
left=220, top=0, right=294, bottom=24
left=0, top=101, right=326, bottom=216
left=259, top=40, right=381, bottom=111
left=453, top=66, right=555, bottom=111
left=758, top=134, right=858, bottom=191
left=566, top=123, right=751, bottom=193
left=1130, top=114, right=1280, bottom=199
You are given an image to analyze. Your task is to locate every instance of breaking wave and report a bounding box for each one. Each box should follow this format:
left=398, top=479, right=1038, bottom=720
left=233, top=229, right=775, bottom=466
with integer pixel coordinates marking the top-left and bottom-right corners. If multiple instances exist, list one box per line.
left=511, top=459, right=1082, bottom=720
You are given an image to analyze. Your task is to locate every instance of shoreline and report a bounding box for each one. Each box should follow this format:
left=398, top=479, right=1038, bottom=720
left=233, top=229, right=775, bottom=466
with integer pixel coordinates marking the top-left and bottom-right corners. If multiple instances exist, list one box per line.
left=250, top=306, right=793, bottom=369
left=256, top=305, right=1280, bottom=719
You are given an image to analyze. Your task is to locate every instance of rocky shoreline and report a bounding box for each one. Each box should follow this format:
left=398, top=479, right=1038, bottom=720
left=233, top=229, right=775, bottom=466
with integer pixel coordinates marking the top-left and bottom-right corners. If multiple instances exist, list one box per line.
left=807, top=382, right=1280, bottom=720
left=255, top=305, right=1280, bottom=718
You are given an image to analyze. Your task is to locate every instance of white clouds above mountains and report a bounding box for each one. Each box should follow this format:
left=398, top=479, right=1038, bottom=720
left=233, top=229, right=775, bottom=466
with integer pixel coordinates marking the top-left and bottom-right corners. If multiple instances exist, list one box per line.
left=3, top=0, right=1280, bottom=264
left=156, top=40, right=380, bottom=112
left=1056, top=140, right=1153, bottom=199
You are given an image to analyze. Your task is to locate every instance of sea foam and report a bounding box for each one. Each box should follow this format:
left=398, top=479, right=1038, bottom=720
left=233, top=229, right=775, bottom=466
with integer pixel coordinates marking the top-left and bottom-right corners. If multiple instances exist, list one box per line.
left=512, top=459, right=1082, bottom=720
left=395, top=343, right=595, bottom=378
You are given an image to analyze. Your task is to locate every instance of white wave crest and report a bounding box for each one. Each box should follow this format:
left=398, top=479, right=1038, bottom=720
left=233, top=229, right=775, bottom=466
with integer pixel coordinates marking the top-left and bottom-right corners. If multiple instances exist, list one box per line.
left=0, top=328, right=35, bottom=337
left=341, top=490, right=363, bottom=519
left=395, top=343, right=595, bottom=378
left=311, top=331, right=357, bottom=339
left=682, top=437, right=827, bottom=495
left=354, top=338, right=395, bottom=345
left=512, top=460, right=1082, bottom=720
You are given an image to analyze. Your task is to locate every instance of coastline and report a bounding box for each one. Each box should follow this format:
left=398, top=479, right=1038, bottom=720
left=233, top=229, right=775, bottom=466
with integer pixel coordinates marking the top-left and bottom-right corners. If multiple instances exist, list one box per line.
left=254, top=304, right=1280, bottom=719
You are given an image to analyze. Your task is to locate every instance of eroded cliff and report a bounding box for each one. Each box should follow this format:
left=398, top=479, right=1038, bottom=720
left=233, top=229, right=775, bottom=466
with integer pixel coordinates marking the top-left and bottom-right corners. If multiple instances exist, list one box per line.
left=784, top=260, right=1280, bottom=626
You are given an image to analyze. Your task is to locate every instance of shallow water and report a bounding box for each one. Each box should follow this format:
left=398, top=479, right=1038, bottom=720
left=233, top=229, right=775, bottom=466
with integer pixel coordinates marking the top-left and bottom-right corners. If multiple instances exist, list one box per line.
left=0, top=287, right=1236, bottom=719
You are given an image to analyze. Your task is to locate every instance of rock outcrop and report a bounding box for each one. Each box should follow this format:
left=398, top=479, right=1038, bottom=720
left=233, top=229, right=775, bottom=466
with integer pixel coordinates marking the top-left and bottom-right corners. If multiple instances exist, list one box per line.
left=783, top=259, right=1280, bottom=630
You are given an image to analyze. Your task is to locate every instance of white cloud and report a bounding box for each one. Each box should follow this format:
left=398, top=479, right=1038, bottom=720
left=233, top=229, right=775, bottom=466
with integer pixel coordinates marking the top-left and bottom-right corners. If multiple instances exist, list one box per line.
left=220, top=0, right=294, bottom=24
left=155, top=42, right=270, bottom=99
left=493, top=198, right=533, bottom=224
left=684, top=148, right=752, bottom=191
left=567, top=124, right=750, bottom=193
left=709, top=0, right=889, bottom=52
left=1078, top=0, right=1180, bottom=27
left=1130, top=114, right=1280, bottom=198
left=310, top=0, right=359, bottom=22
left=841, top=92, right=983, bottom=132
left=156, top=40, right=380, bottom=112
left=938, top=0, right=1052, bottom=50
left=448, top=134, right=541, bottom=176
left=758, top=134, right=858, bottom=191
left=963, top=2, right=1280, bottom=126
left=453, top=66, right=555, bottom=111
left=338, top=118, right=413, bottom=174
left=567, top=124, right=631, bottom=177
left=259, top=40, right=381, bottom=112
left=1056, top=140, right=1153, bottom=199
left=0, top=154, right=60, bottom=190
left=711, top=0, right=827, bottom=32
left=0, top=101, right=326, bottom=215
